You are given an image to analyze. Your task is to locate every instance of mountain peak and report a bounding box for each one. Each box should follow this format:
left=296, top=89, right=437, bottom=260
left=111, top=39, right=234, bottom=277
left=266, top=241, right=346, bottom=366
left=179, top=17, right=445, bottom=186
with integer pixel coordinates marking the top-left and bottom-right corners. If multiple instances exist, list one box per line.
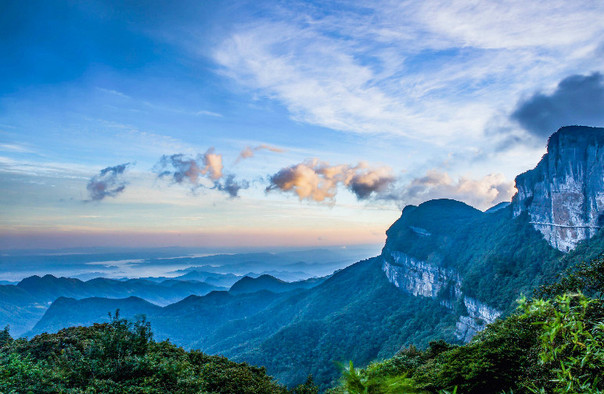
left=229, top=275, right=286, bottom=295
left=513, top=125, right=604, bottom=251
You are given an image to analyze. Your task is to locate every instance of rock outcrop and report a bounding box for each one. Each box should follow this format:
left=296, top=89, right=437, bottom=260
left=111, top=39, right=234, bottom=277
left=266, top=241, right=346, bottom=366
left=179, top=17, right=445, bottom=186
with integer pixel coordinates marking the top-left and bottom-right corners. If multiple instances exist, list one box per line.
left=382, top=251, right=501, bottom=342
left=513, top=126, right=604, bottom=252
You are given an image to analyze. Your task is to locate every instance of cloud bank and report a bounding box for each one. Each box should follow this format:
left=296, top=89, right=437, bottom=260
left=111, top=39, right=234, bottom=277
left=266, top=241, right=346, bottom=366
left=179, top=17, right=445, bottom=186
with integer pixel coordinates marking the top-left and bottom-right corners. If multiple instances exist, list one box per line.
left=511, top=72, right=604, bottom=137
left=86, top=163, right=131, bottom=201
left=266, top=159, right=396, bottom=202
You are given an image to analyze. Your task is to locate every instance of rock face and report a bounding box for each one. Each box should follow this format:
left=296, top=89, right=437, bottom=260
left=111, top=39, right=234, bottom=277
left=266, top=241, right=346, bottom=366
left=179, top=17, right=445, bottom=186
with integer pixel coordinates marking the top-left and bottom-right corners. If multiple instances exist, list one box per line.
left=382, top=252, right=501, bottom=342
left=513, top=126, right=604, bottom=252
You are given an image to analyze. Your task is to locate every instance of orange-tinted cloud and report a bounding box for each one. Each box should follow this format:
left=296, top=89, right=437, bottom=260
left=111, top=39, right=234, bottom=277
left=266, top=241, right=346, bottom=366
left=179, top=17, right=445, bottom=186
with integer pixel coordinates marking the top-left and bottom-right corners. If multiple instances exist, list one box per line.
left=236, top=144, right=285, bottom=163
left=266, top=159, right=395, bottom=202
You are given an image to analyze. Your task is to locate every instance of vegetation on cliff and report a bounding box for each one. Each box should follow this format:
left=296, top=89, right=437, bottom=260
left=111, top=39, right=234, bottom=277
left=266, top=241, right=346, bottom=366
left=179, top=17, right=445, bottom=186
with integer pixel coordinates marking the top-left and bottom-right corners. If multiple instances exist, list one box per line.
left=330, top=257, right=604, bottom=393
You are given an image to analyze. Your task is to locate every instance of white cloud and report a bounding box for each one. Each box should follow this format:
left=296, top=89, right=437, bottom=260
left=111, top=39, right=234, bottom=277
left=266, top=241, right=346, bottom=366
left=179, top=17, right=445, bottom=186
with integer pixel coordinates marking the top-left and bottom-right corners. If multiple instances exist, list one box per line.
left=397, top=169, right=515, bottom=210
left=212, top=0, right=604, bottom=147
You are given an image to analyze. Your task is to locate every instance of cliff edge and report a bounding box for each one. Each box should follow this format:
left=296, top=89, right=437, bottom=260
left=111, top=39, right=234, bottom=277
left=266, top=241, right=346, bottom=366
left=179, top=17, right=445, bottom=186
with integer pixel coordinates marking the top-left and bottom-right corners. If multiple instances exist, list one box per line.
left=513, top=126, right=604, bottom=252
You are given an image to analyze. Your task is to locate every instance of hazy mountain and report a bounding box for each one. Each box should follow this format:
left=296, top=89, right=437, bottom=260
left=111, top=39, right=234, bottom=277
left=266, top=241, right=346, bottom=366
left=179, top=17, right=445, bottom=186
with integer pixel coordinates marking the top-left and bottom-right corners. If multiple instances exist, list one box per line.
left=0, top=275, right=222, bottom=337
left=0, top=246, right=378, bottom=283
left=169, top=249, right=357, bottom=278
left=29, top=296, right=161, bottom=336
left=173, top=271, right=242, bottom=288
left=21, top=127, right=604, bottom=388
left=228, top=274, right=326, bottom=295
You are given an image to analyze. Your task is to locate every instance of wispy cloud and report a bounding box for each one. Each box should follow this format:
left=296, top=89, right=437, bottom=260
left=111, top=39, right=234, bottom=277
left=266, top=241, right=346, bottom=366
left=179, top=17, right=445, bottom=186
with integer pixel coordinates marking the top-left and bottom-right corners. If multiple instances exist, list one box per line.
left=195, top=110, right=223, bottom=118
left=86, top=163, right=132, bottom=201
left=0, top=143, right=34, bottom=153
left=213, top=1, right=604, bottom=147
left=235, top=144, right=285, bottom=163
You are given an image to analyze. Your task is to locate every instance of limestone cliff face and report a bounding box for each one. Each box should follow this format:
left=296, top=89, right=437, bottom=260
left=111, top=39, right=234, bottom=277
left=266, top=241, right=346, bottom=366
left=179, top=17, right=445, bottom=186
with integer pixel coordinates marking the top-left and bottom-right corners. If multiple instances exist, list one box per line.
left=512, top=126, right=604, bottom=252
left=382, top=252, right=501, bottom=342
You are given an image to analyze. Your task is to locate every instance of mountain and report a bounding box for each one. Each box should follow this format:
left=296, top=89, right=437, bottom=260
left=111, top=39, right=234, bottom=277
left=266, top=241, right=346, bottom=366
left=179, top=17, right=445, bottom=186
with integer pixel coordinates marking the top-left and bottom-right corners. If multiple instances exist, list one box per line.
left=228, top=274, right=326, bottom=295
left=29, top=296, right=161, bottom=335
left=0, top=315, right=300, bottom=393
left=169, top=248, right=371, bottom=279
left=175, top=271, right=242, bottom=287
left=0, top=275, right=222, bottom=337
left=513, top=126, right=604, bottom=251
left=24, top=126, right=604, bottom=389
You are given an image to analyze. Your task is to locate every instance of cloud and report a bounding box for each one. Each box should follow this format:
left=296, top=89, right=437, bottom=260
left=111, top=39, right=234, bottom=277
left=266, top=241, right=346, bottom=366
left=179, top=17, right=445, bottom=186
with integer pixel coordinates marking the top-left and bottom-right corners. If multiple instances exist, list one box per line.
left=155, top=148, right=223, bottom=185
left=212, top=1, right=604, bottom=146
left=235, top=144, right=285, bottom=163
left=266, top=159, right=396, bottom=202
left=396, top=170, right=515, bottom=210
left=511, top=72, right=604, bottom=137
left=195, top=110, right=223, bottom=118
left=214, top=174, right=249, bottom=198
left=86, top=163, right=131, bottom=201
left=154, top=149, right=251, bottom=197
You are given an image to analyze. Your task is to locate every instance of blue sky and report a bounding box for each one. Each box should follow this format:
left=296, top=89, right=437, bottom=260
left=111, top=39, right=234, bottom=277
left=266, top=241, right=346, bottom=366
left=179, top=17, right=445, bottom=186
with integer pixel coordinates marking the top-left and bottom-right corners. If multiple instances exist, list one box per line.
left=2, top=0, right=604, bottom=249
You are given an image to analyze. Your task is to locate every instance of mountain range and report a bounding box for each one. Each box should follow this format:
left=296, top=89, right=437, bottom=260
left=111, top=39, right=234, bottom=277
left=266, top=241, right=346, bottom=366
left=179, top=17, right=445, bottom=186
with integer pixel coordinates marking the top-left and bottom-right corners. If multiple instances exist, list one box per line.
left=5, top=126, right=604, bottom=389
left=0, top=275, right=223, bottom=337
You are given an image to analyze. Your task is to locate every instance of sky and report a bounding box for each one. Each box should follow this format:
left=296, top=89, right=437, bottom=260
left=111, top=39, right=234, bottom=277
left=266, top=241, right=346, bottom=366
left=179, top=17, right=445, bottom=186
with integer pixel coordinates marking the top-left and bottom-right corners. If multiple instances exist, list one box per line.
left=1, top=0, right=604, bottom=250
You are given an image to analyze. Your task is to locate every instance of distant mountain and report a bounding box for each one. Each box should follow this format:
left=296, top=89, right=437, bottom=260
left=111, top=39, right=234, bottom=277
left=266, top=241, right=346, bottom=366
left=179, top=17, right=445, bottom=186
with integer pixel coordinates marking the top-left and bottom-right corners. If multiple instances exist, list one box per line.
left=229, top=274, right=326, bottom=295
left=19, top=126, right=604, bottom=389
left=175, top=271, right=242, bottom=287
left=0, top=275, right=222, bottom=337
left=16, top=275, right=221, bottom=305
left=29, top=296, right=160, bottom=335
left=169, top=248, right=367, bottom=278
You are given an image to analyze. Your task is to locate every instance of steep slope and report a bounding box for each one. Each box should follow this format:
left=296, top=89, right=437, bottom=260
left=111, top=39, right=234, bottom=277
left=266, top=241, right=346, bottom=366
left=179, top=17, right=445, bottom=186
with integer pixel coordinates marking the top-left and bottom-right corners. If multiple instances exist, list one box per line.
left=513, top=126, right=604, bottom=251
left=0, top=285, right=42, bottom=336
left=217, top=258, right=459, bottom=388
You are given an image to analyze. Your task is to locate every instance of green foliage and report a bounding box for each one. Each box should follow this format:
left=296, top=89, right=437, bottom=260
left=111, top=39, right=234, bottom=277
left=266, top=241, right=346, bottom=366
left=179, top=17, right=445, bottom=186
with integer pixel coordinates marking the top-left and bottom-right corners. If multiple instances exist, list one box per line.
left=519, top=293, right=604, bottom=393
left=291, top=375, right=320, bottom=394
left=239, top=258, right=460, bottom=390
left=330, top=257, right=604, bottom=394
left=332, top=360, right=427, bottom=394
left=385, top=202, right=566, bottom=312
left=0, top=312, right=318, bottom=393
left=538, top=257, right=604, bottom=299
left=0, top=325, right=11, bottom=348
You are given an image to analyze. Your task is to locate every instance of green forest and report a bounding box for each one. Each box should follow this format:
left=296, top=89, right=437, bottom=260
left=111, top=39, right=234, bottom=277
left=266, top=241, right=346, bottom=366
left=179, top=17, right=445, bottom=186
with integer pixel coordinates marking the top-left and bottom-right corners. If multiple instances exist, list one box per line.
left=329, top=257, right=604, bottom=393
left=0, top=312, right=318, bottom=393
left=2, top=256, right=603, bottom=393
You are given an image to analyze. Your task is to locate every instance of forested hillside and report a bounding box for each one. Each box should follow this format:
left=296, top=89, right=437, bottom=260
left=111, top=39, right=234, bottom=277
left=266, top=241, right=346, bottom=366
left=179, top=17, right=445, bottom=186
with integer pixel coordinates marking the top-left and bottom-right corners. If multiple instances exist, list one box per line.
left=0, top=312, right=318, bottom=393
left=329, top=257, right=604, bottom=393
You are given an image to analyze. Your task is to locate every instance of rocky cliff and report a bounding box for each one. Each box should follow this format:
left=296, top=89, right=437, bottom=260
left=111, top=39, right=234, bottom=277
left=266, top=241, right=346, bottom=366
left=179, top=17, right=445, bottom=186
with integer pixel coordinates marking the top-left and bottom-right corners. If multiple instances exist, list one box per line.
left=381, top=252, right=501, bottom=341
left=513, top=126, right=604, bottom=252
